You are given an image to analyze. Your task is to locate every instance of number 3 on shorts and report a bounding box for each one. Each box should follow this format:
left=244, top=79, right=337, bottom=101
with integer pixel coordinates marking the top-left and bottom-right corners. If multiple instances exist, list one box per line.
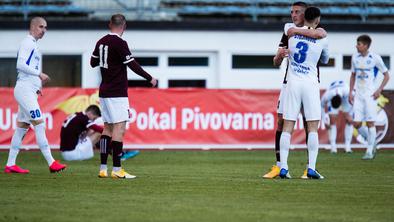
left=30, top=109, right=41, bottom=119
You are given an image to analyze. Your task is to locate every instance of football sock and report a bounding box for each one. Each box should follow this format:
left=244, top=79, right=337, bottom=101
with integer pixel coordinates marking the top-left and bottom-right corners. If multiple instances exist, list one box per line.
left=358, top=126, right=369, bottom=140
left=99, top=135, right=111, bottom=165
left=112, top=141, right=123, bottom=167
left=345, top=124, right=353, bottom=151
left=279, top=132, right=291, bottom=170
left=7, top=127, right=28, bottom=166
left=100, top=164, right=107, bottom=171
left=275, top=130, right=282, bottom=166
left=367, top=127, right=376, bottom=155
left=34, top=122, right=55, bottom=165
left=308, top=132, right=319, bottom=171
left=329, top=125, right=337, bottom=151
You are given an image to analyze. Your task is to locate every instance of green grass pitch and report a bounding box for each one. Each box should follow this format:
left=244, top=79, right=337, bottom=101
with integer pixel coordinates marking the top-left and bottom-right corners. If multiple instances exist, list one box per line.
left=0, top=149, right=393, bottom=222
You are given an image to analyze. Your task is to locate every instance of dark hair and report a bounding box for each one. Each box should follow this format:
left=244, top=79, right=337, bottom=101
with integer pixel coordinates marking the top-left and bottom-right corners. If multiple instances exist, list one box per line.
left=331, top=95, right=342, bottom=109
left=86, top=105, right=101, bottom=117
left=357, top=35, right=372, bottom=47
left=292, top=1, right=308, bottom=8
left=304, top=6, right=321, bottom=21
left=110, top=14, right=126, bottom=27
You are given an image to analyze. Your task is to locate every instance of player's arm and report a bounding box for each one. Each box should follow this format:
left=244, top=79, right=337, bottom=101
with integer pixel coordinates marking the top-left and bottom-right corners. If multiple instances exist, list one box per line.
left=349, top=72, right=356, bottom=105
left=287, top=27, right=327, bottom=39
left=16, top=41, right=40, bottom=76
left=90, top=43, right=100, bottom=68
left=319, top=41, right=330, bottom=64
left=127, top=60, right=157, bottom=87
left=373, top=71, right=390, bottom=99
left=87, top=123, right=103, bottom=133
left=373, top=55, right=391, bottom=99
left=273, top=33, right=289, bottom=66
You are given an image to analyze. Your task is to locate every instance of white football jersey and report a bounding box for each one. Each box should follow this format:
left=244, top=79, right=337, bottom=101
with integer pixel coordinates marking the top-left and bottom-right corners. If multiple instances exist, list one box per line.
left=285, top=24, right=329, bottom=83
left=16, top=35, right=42, bottom=91
left=351, top=52, right=388, bottom=96
left=321, top=80, right=350, bottom=108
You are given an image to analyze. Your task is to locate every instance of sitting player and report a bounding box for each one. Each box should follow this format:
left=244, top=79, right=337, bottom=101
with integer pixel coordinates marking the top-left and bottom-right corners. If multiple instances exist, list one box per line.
left=321, top=80, right=353, bottom=153
left=60, top=105, right=103, bottom=161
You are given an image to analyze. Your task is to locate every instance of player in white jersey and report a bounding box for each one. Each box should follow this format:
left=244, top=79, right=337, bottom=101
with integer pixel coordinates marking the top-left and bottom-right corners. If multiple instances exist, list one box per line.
left=263, top=1, right=327, bottom=179
left=321, top=80, right=354, bottom=153
left=349, top=35, right=390, bottom=160
left=4, top=17, right=66, bottom=174
left=279, top=7, right=329, bottom=179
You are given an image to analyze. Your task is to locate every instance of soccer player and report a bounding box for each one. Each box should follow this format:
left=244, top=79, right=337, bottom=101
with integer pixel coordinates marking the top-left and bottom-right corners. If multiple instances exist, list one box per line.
left=90, top=14, right=157, bottom=179
left=4, top=17, right=67, bottom=174
left=321, top=80, right=353, bottom=153
left=263, top=1, right=327, bottom=179
left=279, top=6, right=329, bottom=179
left=60, top=105, right=103, bottom=161
left=349, top=35, right=390, bottom=160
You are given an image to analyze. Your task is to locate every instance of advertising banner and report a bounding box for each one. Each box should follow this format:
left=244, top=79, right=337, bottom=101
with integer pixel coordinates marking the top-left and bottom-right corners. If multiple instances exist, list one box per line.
left=0, top=88, right=392, bottom=149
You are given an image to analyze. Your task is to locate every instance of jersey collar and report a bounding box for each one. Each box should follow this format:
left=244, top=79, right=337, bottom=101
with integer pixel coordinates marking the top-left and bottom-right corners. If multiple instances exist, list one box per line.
left=27, top=34, right=37, bottom=42
left=108, top=32, right=122, bottom=38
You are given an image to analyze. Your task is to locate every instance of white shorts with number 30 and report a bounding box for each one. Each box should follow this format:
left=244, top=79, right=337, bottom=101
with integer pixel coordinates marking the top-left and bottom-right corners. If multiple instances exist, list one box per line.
left=14, top=82, right=43, bottom=123
left=284, top=80, right=321, bottom=121
left=99, top=97, right=130, bottom=124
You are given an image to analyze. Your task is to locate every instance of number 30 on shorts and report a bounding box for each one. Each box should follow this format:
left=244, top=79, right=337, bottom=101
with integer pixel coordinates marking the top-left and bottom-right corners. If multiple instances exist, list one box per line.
left=30, top=109, right=41, bottom=119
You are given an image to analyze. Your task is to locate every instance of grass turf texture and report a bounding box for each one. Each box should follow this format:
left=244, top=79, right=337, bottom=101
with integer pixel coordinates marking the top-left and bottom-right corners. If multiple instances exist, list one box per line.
left=0, top=150, right=393, bottom=222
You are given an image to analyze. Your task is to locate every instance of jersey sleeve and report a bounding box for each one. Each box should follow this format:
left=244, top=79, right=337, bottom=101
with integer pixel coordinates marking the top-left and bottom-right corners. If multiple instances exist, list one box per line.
left=16, top=39, right=40, bottom=76
left=374, top=54, right=389, bottom=74
left=91, top=42, right=99, bottom=59
left=118, top=40, right=135, bottom=64
left=350, top=55, right=356, bottom=73
left=90, top=42, right=100, bottom=67
left=284, top=23, right=295, bottom=36
left=278, top=33, right=288, bottom=48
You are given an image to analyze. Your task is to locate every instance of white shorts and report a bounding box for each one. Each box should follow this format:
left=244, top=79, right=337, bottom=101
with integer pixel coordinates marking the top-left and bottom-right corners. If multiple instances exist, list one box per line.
left=14, top=82, right=42, bottom=123
left=277, top=84, right=286, bottom=114
left=61, top=137, right=94, bottom=161
left=99, top=97, right=130, bottom=124
left=353, top=94, right=377, bottom=122
left=284, top=80, right=321, bottom=121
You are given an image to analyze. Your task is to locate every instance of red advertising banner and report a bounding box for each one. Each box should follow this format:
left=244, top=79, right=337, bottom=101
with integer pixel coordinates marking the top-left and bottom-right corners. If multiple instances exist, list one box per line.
left=0, top=88, right=393, bottom=148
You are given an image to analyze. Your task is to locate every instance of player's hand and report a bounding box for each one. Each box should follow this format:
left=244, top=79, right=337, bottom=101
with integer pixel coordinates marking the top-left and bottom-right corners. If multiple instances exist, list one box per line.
left=287, top=28, right=296, bottom=37
left=372, top=90, right=381, bottom=100
left=277, top=47, right=289, bottom=59
left=150, top=78, right=158, bottom=87
left=39, top=73, right=50, bottom=85
left=348, top=93, right=354, bottom=105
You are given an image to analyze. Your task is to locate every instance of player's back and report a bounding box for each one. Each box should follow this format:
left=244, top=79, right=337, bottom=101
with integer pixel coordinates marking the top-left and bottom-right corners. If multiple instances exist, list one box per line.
left=60, top=112, right=90, bottom=151
left=287, top=27, right=328, bottom=83
left=94, top=34, right=130, bottom=98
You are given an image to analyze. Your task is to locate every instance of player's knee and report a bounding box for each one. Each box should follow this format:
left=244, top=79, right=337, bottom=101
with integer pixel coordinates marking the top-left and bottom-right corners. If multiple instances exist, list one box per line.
left=277, top=118, right=284, bottom=130
left=31, top=119, right=44, bottom=126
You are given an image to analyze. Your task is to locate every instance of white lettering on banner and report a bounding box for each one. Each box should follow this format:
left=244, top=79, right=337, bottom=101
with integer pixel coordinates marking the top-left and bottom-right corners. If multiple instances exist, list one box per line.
left=129, top=107, right=274, bottom=131
left=0, top=108, right=53, bottom=130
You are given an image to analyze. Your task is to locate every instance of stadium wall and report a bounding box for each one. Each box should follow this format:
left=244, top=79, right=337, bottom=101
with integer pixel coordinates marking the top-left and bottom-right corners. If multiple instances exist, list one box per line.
left=0, top=30, right=393, bottom=90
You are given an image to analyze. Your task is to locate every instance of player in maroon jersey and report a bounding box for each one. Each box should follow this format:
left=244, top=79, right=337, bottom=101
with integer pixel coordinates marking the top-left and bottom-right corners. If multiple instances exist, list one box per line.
left=90, top=14, right=157, bottom=179
left=60, top=105, right=103, bottom=161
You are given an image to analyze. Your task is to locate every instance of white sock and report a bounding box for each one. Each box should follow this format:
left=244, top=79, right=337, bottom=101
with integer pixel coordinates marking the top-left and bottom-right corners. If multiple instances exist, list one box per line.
left=358, top=126, right=369, bottom=140
left=308, top=132, right=319, bottom=171
left=329, top=125, right=337, bottom=151
left=276, top=161, right=281, bottom=168
left=344, top=124, right=353, bottom=151
left=100, top=164, right=107, bottom=171
left=34, top=122, right=55, bottom=165
left=367, top=127, right=376, bottom=154
left=6, top=127, right=29, bottom=166
left=113, top=167, right=121, bottom=172
left=279, top=132, right=291, bottom=170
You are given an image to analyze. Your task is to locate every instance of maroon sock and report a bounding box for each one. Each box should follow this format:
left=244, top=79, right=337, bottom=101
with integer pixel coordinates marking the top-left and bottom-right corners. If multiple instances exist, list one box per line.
left=111, top=141, right=123, bottom=167
left=99, top=135, right=111, bottom=165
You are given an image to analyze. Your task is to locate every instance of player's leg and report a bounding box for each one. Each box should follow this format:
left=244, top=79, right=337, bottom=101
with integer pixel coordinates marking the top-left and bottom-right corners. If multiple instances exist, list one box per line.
left=305, top=120, right=324, bottom=179
left=262, top=87, right=285, bottom=178
left=328, top=114, right=338, bottom=153
left=5, top=120, right=30, bottom=174
left=279, top=120, right=295, bottom=179
left=363, top=97, right=378, bottom=159
left=302, top=83, right=323, bottom=179
left=344, top=112, right=353, bottom=153
left=99, top=123, right=113, bottom=177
